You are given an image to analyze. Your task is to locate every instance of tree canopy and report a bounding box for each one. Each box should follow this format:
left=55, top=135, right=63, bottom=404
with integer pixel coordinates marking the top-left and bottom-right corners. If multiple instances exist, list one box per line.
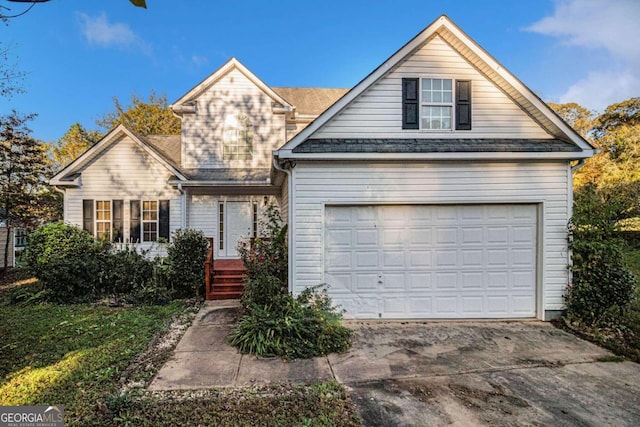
left=96, top=91, right=181, bottom=136
left=551, top=98, right=640, bottom=224
left=49, top=123, right=99, bottom=170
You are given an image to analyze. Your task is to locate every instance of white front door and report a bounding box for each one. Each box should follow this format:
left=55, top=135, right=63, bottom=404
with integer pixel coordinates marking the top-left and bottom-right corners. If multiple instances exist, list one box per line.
left=221, top=201, right=253, bottom=258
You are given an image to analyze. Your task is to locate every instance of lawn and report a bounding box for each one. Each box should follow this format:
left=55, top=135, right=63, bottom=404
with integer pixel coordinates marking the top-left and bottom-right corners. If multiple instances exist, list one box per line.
left=0, top=275, right=361, bottom=426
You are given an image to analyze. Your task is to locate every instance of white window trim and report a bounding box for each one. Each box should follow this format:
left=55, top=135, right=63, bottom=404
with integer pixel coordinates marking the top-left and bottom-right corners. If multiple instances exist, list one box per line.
left=141, top=200, right=159, bottom=243
left=95, top=200, right=112, bottom=240
left=419, top=77, right=454, bottom=132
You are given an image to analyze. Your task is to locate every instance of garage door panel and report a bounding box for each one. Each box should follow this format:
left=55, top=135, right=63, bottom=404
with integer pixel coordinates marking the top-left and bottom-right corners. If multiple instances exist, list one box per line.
left=410, top=229, right=432, bottom=244
left=462, top=249, right=483, bottom=267
left=408, top=273, right=432, bottom=289
left=326, top=250, right=352, bottom=269
left=356, top=229, right=377, bottom=246
left=324, top=204, right=537, bottom=319
left=409, top=251, right=431, bottom=267
left=383, top=251, right=405, bottom=268
left=354, top=273, right=378, bottom=290
left=436, top=227, right=458, bottom=244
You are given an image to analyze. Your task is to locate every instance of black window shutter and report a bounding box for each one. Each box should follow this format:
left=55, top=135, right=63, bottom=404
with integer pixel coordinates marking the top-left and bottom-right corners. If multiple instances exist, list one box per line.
left=456, top=80, right=472, bottom=130
left=82, top=200, right=94, bottom=235
left=112, top=200, right=123, bottom=242
left=402, top=78, right=419, bottom=129
left=159, top=200, right=170, bottom=240
left=130, top=200, right=141, bottom=243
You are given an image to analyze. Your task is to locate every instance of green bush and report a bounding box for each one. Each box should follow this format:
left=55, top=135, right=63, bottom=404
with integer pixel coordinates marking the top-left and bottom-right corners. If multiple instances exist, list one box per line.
left=166, top=229, right=209, bottom=298
left=23, top=222, right=108, bottom=302
left=229, top=286, right=352, bottom=359
left=231, top=203, right=351, bottom=359
left=567, top=239, right=636, bottom=326
left=566, top=184, right=638, bottom=326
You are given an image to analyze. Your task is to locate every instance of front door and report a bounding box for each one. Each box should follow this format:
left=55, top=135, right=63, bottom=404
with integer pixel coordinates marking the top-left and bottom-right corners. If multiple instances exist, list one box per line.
left=221, top=201, right=253, bottom=258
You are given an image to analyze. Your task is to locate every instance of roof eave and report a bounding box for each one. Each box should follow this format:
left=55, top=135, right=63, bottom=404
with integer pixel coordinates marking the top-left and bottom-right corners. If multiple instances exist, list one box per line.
left=275, top=150, right=595, bottom=161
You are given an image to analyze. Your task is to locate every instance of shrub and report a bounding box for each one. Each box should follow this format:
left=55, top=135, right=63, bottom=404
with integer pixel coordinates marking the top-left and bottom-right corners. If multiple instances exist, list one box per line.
left=567, top=238, right=636, bottom=326
left=229, top=286, right=352, bottom=359
left=237, top=203, right=288, bottom=309
left=23, top=222, right=108, bottom=302
left=566, top=184, right=638, bottom=326
left=166, top=229, right=209, bottom=298
left=231, top=203, right=352, bottom=359
left=99, top=245, right=158, bottom=304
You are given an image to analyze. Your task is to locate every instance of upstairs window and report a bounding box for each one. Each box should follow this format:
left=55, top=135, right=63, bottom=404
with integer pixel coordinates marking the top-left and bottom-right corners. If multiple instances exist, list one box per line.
left=402, top=78, right=472, bottom=131
left=223, top=114, right=253, bottom=160
left=421, top=78, right=452, bottom=130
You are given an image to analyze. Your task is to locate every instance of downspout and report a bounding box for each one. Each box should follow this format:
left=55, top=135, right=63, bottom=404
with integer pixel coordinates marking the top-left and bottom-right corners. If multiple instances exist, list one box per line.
left=177, top=183, right=187, bottom=229
left=272, top=155, right=294, bottom=293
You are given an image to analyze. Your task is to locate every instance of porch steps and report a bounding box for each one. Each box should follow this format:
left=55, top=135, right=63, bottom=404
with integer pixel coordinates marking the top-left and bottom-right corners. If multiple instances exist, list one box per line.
left=208, top=259, right=246, bottom=300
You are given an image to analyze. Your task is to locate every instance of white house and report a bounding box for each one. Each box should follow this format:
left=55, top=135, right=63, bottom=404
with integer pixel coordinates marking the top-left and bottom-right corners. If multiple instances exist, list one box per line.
left=51, top=15, right=595, bottom=320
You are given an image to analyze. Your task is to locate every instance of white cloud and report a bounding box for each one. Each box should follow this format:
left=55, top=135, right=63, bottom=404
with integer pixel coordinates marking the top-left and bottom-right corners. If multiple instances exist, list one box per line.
left=190, top=55, right=208, bottom=67
left=527, top=0, right=640, bottom=111
left=77, top=12, right=150, bottom=54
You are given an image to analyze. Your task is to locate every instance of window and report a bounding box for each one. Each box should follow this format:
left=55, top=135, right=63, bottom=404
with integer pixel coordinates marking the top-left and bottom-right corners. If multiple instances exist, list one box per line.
left=14, top=228, right=27, bottom=248
left=402, top=78, right=472, bottom=131
left=142, top=200, right=158, bottom=242
left=223, top=114, right=253, bottom=160
left=218, top=202, right=224, bottom=250
left=95, top=200, right=111, bottom=240
left=421, top=78, right=452, bottom=130
left=252, top=202, right=258, bottom=238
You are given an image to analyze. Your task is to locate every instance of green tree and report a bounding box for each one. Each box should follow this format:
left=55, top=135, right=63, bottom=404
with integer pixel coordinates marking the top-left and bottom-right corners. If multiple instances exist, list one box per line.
left=49, top=123, right=100, bottom=170
left=96, top=91, right=181, bottom=135
left=548, top=102, right=595, bottom=139
left=0, top=111, right=54, bottom=271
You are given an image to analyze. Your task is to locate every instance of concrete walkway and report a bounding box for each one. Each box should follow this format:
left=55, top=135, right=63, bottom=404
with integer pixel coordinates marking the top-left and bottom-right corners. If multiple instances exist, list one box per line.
left=148, top=301, right=333, bottom=390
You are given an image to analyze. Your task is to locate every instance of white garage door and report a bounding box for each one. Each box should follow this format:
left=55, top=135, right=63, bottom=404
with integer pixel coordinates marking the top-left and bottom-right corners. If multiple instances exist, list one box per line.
left=324, top=204, right=537, bottom=319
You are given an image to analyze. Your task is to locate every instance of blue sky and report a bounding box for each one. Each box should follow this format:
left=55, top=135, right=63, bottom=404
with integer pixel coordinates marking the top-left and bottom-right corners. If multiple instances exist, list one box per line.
left=1, top=0, right=638, bottom=143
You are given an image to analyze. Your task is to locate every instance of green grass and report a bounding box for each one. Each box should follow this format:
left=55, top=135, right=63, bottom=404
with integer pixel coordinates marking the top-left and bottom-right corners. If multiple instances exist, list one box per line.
left=0, top=297, right=186, bottom=426
left=0, top=275, right=362, bottom=426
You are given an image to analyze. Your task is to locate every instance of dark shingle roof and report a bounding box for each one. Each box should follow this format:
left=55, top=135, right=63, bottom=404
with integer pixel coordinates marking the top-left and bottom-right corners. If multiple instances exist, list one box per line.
left=181, top=168, right=271, bottom=182
left=272, top=87, right=349, bottom=116
left=143, top=135, right=181, bottom=168
left=292, top=139, right=581, bottom=153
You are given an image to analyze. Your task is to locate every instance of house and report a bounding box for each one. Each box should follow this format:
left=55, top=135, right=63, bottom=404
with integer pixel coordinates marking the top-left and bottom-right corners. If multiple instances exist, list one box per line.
left=51, top=15, right=595, bottom=320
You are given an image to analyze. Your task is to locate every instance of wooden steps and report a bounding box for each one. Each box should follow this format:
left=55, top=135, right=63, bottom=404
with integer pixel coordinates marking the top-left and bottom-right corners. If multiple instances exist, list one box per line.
left=207, top=259, right=246, bottom=300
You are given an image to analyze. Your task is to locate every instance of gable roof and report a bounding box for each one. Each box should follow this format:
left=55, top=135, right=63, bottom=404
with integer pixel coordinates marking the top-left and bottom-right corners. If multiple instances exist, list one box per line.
left=144, top=135, right=181, bottom=168
left=272, top=87, right=349, bottom=116
left=171, top=57, right=294, bottom=114
left=50, top=125, right=187, bottom=187
left=276, top=15, right=596, bottom=159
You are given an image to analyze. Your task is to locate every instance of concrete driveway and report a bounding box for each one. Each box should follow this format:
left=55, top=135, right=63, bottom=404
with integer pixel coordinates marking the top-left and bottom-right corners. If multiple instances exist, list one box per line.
left=339, top=321, right=640, bottom=426
left=150, top=302, right=640, bottom=426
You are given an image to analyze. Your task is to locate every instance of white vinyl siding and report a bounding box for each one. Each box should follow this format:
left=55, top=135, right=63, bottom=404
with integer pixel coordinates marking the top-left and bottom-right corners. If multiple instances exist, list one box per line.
left=314, top=36, right=551, bottom=139
left=290, top=162, right=571, bottom=319
left=188, top=195, right=217, bottom=238
left=181, top=68, right=287, bottom=169
left=63, top=135, right=181, bottom=251
left=0, top=228, right=14, bottom=268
